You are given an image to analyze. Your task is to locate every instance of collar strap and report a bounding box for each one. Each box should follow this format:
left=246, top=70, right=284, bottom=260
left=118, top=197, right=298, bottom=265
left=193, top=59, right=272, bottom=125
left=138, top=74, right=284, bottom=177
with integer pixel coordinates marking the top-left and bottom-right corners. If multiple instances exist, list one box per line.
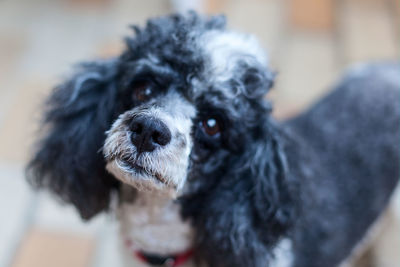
left=134, top=249, right=193, bottom=267
left=126, top=240, right=193, bottom=267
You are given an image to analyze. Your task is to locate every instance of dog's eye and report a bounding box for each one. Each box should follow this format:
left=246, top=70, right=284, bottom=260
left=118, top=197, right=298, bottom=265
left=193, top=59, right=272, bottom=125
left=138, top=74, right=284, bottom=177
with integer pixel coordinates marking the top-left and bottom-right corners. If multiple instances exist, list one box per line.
left=132, top=81, right=154, bottom=102
left=201, top=118, right=221, bottom=136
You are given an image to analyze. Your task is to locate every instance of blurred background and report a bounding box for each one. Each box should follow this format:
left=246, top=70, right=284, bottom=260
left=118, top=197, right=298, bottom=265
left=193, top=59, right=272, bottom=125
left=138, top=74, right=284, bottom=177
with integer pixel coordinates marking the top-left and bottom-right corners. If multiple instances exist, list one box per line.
left=0, top=0, right=398, bottom=266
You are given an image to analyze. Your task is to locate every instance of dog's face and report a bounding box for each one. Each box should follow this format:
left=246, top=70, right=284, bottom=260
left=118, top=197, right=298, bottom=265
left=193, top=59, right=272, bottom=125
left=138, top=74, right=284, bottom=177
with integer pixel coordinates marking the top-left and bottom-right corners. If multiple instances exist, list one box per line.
left=28, top=13, right=293, bottom=266
left=98, top=15, right=273, bottom=196
left=103, top=89, right=195, bottom=194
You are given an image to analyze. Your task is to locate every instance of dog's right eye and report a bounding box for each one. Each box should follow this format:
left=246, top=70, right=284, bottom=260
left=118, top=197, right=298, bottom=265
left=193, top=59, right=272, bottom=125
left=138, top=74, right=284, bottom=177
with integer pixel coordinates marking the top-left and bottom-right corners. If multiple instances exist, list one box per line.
left=132, top=81, right=155, bottom=102
left=201, top=118, right=221, bottom=136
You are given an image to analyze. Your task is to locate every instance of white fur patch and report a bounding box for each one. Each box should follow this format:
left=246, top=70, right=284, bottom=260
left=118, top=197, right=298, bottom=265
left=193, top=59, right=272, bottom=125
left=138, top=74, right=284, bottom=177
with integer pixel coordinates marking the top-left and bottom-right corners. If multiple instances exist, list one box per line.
left=119, top=188, right=193, bottom=255
left=200, top=30, right=267, bottom=82
left=270, top=238, right=293, bottom=267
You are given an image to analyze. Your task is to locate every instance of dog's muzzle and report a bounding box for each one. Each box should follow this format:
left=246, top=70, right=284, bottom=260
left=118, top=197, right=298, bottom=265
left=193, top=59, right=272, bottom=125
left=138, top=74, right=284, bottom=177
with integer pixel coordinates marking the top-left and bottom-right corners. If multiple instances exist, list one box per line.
left=103, top=92, right=195, bottom=195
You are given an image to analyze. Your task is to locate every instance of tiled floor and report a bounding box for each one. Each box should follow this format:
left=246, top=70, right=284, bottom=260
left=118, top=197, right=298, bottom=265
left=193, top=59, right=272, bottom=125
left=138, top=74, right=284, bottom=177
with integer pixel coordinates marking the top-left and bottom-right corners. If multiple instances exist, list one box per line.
left=0, top=0, right=398, bottom=266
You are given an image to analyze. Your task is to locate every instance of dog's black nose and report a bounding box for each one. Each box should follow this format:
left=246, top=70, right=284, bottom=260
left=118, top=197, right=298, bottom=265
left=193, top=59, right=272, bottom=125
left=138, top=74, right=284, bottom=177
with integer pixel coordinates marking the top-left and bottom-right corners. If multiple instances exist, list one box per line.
left=129, top=116, right=171, bottom=153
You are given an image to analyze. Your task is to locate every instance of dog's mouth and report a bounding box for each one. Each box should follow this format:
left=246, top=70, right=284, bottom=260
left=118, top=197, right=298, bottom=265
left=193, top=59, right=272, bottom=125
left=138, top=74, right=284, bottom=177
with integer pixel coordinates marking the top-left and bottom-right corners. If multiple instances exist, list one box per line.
left=106, top=157, right=178, bottom=195
left=121, top=159, right=168, bottom=186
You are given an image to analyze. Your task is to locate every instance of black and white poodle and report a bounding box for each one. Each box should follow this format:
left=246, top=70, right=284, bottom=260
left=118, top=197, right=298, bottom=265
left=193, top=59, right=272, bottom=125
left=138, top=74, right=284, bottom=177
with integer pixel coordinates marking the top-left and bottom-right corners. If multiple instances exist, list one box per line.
left=27, top=13, right=399, bottom=267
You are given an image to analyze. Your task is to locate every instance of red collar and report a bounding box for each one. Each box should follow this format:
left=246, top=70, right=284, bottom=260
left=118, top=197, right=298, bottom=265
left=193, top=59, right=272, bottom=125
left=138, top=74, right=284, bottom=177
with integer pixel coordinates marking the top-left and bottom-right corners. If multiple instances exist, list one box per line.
left=126, top=239, right=193, bottom=267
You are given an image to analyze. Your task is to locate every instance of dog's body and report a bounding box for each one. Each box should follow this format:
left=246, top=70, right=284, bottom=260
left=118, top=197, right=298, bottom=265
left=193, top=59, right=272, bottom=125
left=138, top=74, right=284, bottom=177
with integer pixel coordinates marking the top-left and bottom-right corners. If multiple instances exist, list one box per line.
left=27, top=13, right=399, bottom=267
left=283, top=63, right=399, bottom=267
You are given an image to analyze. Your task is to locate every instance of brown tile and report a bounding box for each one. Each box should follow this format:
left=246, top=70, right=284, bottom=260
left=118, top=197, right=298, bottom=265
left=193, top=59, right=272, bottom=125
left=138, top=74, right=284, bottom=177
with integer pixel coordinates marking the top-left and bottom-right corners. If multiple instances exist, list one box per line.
left=205, top=0, right=228, bottom=14
left=353, top=248, right=374, bottom=267
left=289, top=0, right=334, bottom=31
left=0, top=80, right=52, bottom=163
left=339, top=0, right=398, bottom=64
left=0, top=31, right=27, bottom=119
left=12, top=228, right=94, bottom=267
left=0, top=164, right=34, bottom=267
left=33, top=192, right=108, bottom=235
left=271, top=32, right=339, bottom=119
left=64, top=0, right=111, bottom=8
left=0, top=32, right=26, bottom=82
left=95, top=41, right=125, bottom=58
left=371, top=207, right=400, bottom=267
left=224, top=0, right=286, bottom=55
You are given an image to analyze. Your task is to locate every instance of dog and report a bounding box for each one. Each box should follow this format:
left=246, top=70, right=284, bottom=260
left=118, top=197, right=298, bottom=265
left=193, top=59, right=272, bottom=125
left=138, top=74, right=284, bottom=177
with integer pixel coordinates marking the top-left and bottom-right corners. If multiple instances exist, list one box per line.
left=27, top=13, right=399, bottom=267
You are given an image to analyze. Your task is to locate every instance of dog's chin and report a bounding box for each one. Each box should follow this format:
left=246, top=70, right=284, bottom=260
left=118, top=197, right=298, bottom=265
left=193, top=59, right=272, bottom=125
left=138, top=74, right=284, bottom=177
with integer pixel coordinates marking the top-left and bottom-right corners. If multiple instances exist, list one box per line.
left=106, top=159, right=178, bottom=197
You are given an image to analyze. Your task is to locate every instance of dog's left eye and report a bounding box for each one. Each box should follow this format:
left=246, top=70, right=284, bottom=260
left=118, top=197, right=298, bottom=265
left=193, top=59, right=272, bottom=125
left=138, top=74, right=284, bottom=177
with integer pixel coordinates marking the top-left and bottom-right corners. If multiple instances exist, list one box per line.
left=201, top=118, right=221, bottom=136
left=132, top=81, right=155, bottom=102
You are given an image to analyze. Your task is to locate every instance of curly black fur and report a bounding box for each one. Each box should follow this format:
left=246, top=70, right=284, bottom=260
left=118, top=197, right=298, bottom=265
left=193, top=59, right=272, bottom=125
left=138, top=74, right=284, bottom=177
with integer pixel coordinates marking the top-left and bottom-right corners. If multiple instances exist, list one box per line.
left=181, top=121, right=295, bottom=267
left=27, top=12, right=400, bottom=267
left=27, top=60, right=122, bottom=219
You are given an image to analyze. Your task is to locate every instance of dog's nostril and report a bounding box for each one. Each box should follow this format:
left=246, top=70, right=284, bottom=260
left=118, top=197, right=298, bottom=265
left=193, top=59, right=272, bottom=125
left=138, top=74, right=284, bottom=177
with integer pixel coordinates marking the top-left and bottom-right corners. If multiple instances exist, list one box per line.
left=129, top=116, right=171, bottom=153
left=130, top=121, right=143, bottom=134
left=152, top=130, right=170, bottom=146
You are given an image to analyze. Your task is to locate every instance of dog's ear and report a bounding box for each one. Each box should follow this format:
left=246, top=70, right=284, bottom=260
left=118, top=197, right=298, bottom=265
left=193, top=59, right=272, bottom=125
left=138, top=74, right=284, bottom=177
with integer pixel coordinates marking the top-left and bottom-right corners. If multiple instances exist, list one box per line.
left=238, top=61, right=276, bottom=99
left=184, top=119, right=294, bottom=267
left=27, top=59, right=120, bottom=220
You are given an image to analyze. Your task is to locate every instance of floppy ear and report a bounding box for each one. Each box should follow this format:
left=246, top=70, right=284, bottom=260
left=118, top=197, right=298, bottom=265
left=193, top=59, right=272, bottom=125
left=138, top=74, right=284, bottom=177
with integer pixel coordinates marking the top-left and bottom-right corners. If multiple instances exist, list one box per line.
left=234, top=59, right=276, bottom=100
left=242, top=66, right=275, bottom=97
left=183, top=119, right=294, bottom=267
left=27, top=59, right=121, bottom=220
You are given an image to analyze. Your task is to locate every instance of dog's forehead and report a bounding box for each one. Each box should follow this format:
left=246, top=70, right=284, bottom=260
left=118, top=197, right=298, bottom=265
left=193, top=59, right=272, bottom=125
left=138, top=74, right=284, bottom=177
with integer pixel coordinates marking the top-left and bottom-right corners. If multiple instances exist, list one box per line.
left=176, top=30, right=268, bottom=99
left=124, top=23, right=269, bottom=102
left=156, top=90, right=196, bottom=119
left=199, top=30, right=268, bottom=81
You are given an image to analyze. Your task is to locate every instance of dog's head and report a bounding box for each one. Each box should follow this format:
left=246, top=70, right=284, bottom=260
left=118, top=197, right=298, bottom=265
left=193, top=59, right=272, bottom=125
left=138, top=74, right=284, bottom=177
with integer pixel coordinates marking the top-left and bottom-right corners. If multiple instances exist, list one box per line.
left=102, top=14, right=273, bottom=196
left=28, top=13, right=293, bottom=266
